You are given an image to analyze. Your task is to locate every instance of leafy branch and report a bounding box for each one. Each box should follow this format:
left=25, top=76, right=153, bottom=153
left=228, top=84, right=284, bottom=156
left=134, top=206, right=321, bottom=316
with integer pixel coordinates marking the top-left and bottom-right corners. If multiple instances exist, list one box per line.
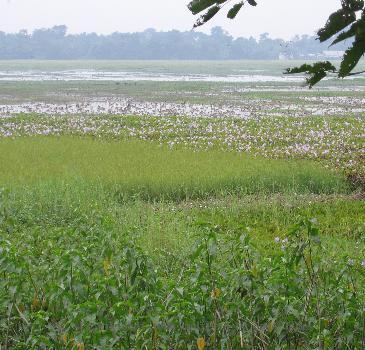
left=188, top=0, right=257, bottom=28
left=187, top=0, right=365, bottom=86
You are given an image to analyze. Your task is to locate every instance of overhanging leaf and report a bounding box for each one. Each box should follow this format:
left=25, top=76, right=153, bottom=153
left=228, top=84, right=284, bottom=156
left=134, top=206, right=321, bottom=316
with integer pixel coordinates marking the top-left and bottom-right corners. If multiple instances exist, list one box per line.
left=318, top=8, right=356, bottom=42
left=342, top=0, right=364, bottom=12
left=227, top=2, right=244, bottom=19
left=285, top=61, right=337, bottom=88
left=247, top=0, right=257, bottom=6
left=193, top=5, right=221, bottom=27
left=306, top=70, right=327, bottom=88
left=188, top=0, right=225, bottom=15
left=339, top=38, right=365, bottom=76
left=330, top=18, right=363, bottom=45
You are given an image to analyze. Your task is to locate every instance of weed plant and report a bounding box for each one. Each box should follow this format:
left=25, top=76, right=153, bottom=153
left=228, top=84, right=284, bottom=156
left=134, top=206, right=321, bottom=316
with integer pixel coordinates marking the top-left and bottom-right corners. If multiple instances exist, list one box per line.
left=1, top=203, right=365, bottom=348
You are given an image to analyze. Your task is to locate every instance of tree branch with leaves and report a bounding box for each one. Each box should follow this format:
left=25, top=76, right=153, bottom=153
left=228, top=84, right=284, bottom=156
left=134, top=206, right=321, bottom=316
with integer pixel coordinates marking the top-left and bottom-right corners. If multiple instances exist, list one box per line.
left=188, top=0, right=365, bottom=87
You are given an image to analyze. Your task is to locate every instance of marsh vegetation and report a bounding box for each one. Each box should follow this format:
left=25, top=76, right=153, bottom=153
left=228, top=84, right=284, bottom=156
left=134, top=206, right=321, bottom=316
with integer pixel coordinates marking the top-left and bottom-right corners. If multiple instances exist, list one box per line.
left=0, top=61, right=364, bottom=349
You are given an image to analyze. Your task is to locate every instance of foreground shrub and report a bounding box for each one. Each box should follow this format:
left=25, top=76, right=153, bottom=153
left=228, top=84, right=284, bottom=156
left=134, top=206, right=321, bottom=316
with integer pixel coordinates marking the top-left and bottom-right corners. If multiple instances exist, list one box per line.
left=1, top=212, right=365, bottom=349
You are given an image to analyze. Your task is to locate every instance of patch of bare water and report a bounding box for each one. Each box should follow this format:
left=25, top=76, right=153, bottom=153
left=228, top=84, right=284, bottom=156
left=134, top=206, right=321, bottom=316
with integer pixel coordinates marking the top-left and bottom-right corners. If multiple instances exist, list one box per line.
left=0, top=70, right=305, bottom=83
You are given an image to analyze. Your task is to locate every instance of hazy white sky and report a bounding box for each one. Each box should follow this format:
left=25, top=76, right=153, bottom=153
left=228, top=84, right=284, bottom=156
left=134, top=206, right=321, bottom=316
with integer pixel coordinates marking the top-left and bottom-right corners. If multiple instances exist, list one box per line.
left=0, top=0, right=340, bottom=39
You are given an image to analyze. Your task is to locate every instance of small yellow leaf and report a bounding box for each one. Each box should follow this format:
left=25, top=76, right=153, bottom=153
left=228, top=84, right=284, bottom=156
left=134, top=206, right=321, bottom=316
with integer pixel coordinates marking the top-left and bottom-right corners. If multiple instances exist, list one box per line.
left=32, top=295, right=40, bottom=310
left=211, top=287, right=221, bottom=299
left=304, top=253, right=312, bottom=267
left=103, top=257, right=111, bottom=275
left=251, top=264, right=259, bottom=278
left=197, top=337, right=206, bottom=350
left=61, top=333, right=68, bottom=345
left=77, top=342, right=85, bottom=350
left=69, top=336, right=75, bottom=346
left=268, top=320, right=275, bottom=333
left=18, top=303, right=25, bottom=313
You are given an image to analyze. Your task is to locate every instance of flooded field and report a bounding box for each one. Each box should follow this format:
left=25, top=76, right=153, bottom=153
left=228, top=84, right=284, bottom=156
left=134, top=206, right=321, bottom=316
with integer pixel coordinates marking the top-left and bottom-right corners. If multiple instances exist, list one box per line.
left=0, top=60, right=364, bottom=85
left=0, top=70, right=305, bottom=83
left=0, top=60, right=364, bottom=181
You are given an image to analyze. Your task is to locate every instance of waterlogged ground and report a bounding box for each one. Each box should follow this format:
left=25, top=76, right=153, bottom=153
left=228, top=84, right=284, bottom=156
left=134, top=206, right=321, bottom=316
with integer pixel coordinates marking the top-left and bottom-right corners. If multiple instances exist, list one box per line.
left=1, top=113, right=364, bottom=181
left=0, top=61, right=363, bottom=205
left=0, top=60, right=363, bottom=182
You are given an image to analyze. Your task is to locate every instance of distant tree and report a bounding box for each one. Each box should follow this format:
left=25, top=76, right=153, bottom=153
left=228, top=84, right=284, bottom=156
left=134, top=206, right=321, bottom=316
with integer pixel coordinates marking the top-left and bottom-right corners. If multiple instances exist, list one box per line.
left=0, top=25, right=349, bottom=60
left=187, top=0, right=365, bottom=87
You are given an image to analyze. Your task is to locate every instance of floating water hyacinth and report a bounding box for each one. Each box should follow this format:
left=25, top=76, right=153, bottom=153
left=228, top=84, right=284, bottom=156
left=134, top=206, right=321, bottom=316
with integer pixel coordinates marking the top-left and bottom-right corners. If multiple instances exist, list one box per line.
left=0, top=95, right=365, bottom=118
left=0, top=111, right=363, bottom=181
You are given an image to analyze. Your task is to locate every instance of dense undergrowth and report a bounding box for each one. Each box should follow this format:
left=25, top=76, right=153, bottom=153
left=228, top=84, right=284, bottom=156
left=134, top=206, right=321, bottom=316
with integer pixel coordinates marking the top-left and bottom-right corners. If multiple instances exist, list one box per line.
left=1, top=204, right=365, bottom=349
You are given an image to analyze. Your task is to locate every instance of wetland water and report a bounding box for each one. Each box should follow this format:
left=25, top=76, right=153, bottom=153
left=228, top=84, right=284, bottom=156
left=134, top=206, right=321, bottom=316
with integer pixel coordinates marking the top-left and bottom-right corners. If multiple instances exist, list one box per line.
left=0, top=60, right=364, bottom=118
left=0, top=70, right=305, bottom=83
left=0, top=60, right=364, bottom=83
left=0, top=60, right=363, bottom=178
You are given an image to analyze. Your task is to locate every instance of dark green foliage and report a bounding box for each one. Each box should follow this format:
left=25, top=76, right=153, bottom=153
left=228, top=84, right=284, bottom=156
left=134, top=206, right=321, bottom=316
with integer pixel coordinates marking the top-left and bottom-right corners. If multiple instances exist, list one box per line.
left=285, top=61, right=337, bottom=88
left=343, top=0, right=364, bottom=12
left=188, top=0, right=228, bottom=27
left=247, top=0, right=257, bottom=6
left=339, top=38, right=365, bottom=76
left=188, top=0, right=218, bottom=14
left=227, top=2, right=244, bottom=19
left=285, top=1, right=365, bottom=84
left=187, top=0, right=365, bottom=86
left=188, top=0, right=225, bottom=15
left=317, top=9, right=356, bottom=43
left=2, top=208, right=365, bottom=348
left=330, top=16, right=364, bottom=46
left=194, top=5, right=221, bottom=28
left=189, top=0, right=257, bottom=27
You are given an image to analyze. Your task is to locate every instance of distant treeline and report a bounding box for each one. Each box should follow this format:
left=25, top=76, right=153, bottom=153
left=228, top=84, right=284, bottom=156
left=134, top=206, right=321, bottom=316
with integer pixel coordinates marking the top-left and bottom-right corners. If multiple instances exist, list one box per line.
left=0, top=25, right=348, bottom=60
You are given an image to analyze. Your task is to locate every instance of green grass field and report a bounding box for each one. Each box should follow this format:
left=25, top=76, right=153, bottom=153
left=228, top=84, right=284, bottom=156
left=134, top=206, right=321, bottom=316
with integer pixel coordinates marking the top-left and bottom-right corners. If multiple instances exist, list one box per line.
left=2, top=135, right=360, bottom=253
left=0, top=137, right=348, bottom=197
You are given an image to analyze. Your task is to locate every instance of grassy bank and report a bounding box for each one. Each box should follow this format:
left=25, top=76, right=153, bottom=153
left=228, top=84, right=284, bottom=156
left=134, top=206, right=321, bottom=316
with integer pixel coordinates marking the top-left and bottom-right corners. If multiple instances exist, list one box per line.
left=0, top=136, right=348, bottom=200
